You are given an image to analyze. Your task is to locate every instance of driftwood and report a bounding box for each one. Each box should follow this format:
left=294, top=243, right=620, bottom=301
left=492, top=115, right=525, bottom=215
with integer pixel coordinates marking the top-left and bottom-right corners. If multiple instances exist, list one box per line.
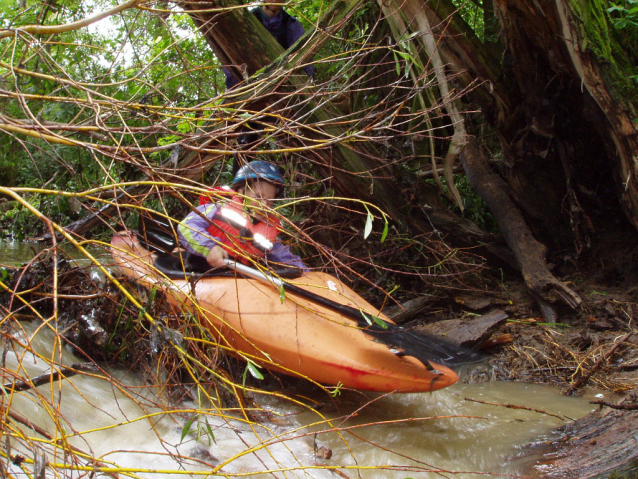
left=465, top=397, right=570, bottom=422
left=1, top=363, right=96, bottom=394
left=519, top=394, right=638, bottom=478
left=383, top=296, right=433, bottom=324
left=414, top=309, right=508, bottom=349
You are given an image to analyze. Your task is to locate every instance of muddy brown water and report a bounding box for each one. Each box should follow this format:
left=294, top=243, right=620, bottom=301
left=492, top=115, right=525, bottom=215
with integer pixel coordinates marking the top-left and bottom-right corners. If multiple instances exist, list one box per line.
left=0, top=242, right=606, bottom=478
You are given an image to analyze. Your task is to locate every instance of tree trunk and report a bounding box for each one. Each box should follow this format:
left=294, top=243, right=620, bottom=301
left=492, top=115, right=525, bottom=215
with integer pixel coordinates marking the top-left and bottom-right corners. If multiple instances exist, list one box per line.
left=180, top=0, right=514, bottom=262
left=183, top=0, right=414, bottom=225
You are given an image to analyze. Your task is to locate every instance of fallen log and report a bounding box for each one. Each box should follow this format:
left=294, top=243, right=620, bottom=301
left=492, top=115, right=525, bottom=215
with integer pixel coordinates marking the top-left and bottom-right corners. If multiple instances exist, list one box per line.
left=519, top=392, right=638, bottom=478
left=460, top=137, right=583, bottom=321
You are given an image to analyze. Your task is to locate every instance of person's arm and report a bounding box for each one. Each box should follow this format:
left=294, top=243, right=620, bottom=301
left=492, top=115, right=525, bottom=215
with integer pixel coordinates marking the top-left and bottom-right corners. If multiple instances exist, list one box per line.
left=179, top=203, right=233, bottom=268
left=177, top=203, right=220, bottom=257
left=266, top=240, right=308, bottom=271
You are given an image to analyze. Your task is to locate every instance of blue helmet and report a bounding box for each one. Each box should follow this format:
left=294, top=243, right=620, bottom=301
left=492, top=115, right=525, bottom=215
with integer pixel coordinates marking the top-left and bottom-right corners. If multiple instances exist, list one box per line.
left=232, top=160, right=285, bottom=190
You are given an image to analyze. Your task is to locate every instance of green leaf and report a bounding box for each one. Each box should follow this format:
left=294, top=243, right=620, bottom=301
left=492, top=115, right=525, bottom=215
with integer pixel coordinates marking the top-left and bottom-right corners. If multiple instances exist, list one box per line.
left=372, top=315, right=389, bottom=330
left=247, top=362, right=264, bottom=380
left=361, top=310, right=388, bottom=329
left=279, top=283, right=286, bottom=303
left=205, top=419, right=216, bottom=445
left=243, top=360, right=264, bottom=387
left=381, top=220, right=388, bottom=243
left=180, top=415, right=196, bottom=443
left=393, top=51, right=401, bottom=77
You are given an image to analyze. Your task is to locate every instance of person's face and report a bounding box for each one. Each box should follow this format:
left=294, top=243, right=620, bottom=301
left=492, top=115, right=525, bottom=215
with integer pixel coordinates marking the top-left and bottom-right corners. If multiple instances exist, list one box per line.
left=263, top=0, right=284, bottom=15
left=239, top=179, right=278, bottom=210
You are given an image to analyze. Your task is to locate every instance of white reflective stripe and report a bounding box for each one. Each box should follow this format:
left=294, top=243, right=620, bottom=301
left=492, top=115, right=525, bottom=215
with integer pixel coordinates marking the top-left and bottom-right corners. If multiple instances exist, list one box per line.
left=253, top=232, right=274, bottom=250
left=221, top=207, right=247, bottom=227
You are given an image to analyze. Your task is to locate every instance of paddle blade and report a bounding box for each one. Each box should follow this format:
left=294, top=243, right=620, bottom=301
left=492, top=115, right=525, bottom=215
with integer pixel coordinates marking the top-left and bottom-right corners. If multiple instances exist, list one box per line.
left=138, top=211, right=179, bottom=254
left=364, top=324, right=485, bottom=369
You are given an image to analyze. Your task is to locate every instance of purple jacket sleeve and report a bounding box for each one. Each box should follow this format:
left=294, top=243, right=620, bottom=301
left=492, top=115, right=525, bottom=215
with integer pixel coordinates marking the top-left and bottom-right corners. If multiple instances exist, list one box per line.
left=178, top=203, right=221, bottom=257
left=266, top=241, right=307, bottom=270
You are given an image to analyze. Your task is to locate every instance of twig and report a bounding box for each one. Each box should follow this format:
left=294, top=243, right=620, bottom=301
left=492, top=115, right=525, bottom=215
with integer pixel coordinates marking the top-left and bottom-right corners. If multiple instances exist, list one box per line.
left=5, top=408, right=119, bottom=479
left=31, top=292, right=107, bottom=299
left=464, top=397, right=569, bottom=421
left=568, top=332, right=633, bottom=394
left=1, top=363, right=96, bottom=394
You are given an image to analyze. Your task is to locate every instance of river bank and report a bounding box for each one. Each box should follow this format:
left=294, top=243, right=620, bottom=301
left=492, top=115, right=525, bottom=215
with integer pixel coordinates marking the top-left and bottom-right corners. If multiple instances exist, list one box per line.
left=399, top=270, right=638, bottom=478
left=1, top=241, right=636, bottom=478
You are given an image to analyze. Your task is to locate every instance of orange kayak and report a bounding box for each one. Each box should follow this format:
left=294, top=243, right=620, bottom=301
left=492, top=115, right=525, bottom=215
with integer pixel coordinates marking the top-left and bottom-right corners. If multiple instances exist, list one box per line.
left=111, top=231, right=458, bottom=392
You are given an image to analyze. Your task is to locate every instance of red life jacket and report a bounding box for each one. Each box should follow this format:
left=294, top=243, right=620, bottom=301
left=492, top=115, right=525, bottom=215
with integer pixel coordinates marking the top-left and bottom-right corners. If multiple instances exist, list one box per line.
left=201, top=190, right=281, bottom=263
left=198, top=185, right=235, bottom=206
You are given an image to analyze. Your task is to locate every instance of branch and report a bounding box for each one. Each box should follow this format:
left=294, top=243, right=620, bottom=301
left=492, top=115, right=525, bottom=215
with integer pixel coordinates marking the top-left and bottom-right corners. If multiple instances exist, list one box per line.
left=568, top=332, right=634, bottom=394
left=0, top=0, right=140, bottom=39
left=465, top=397, right=570, bottom=421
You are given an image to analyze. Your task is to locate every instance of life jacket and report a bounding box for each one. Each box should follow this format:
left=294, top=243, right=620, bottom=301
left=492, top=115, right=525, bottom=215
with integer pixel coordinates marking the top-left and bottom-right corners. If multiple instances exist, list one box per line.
left=198, top=185, right=235, bottom=207
left=251, top=6, right=294, bottom=49
left=201, top=190, right=281, bottom=263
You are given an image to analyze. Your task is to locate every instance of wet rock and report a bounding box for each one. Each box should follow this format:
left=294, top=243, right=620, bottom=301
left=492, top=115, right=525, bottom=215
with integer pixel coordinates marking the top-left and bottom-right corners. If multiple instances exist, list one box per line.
left=79, top=310, right=108, bottom=346
left=188, top=444, right=218, bottom=465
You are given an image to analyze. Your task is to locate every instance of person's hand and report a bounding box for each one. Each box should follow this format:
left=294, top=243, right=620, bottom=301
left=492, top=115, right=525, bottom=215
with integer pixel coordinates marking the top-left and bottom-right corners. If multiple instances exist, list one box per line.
left=206, top=246, right=229, bottom=268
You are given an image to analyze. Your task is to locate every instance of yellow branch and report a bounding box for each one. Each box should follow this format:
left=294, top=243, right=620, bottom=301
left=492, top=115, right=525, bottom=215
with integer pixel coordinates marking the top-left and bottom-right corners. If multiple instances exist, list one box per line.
left=0, top=123, right=81, bottom=146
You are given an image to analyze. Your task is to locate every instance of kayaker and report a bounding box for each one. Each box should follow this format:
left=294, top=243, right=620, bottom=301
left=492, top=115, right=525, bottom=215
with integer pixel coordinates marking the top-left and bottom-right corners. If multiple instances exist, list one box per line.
left=178, top=160, right=307, bottom=270
left=223, top=0, right=313, bottom=90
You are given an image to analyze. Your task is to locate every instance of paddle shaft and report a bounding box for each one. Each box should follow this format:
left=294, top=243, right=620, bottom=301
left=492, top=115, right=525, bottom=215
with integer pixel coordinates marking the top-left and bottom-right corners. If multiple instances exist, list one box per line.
left=223, top=260, right=384, bottom=330
left=140, top=215, right=389, bottom=331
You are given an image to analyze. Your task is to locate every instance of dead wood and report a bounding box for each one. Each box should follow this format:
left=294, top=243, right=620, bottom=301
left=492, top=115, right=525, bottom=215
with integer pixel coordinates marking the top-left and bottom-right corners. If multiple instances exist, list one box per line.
left=520, top=403, right=638, bottom=478
left=567, top=332, right=634, bottom=394
left=590, top=400, right=638, bottom=411
left=383, top=296, right=433, bottom=324
left=414, top=309, right=508, bottom=349
left=1, top=363, right=97, bottom=394
left=464, top=397, right=570, bottom=421
left=460, top=136, right=582, bottom=319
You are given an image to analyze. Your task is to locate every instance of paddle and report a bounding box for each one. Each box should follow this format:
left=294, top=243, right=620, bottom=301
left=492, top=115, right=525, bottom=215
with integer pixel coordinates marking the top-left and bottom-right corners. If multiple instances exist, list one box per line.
left=137, top=211, right=483, bottom=368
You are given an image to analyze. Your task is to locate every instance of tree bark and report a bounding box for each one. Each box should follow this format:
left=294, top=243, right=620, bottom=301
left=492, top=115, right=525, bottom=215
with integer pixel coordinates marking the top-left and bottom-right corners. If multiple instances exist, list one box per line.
left=520, top=400, right=638, bottom=478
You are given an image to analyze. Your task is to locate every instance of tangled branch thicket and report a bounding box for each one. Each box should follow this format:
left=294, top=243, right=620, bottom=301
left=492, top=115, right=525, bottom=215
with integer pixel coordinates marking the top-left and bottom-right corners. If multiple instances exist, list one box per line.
left=0, top=1, right=489, bottom=476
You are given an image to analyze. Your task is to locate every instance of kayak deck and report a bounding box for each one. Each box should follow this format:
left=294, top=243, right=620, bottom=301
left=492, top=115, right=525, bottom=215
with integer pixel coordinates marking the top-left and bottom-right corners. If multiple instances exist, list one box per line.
left=111, top=231, right=458, bottom=393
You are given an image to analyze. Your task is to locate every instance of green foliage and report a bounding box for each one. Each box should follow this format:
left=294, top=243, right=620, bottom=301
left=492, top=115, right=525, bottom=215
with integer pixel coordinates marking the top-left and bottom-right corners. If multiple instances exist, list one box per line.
left=242, top=360, right=264, bottom=387
left=0, top=0, right=230, bottom=239
left=180, top=414, right=216, bottom=446
left=451, top=0, right=486, bottom=39
left=608, top=0, right=638, bottom=29
left=607, top=0, right=638, bottom=84
left=433, top=174, right=499, bottom=233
